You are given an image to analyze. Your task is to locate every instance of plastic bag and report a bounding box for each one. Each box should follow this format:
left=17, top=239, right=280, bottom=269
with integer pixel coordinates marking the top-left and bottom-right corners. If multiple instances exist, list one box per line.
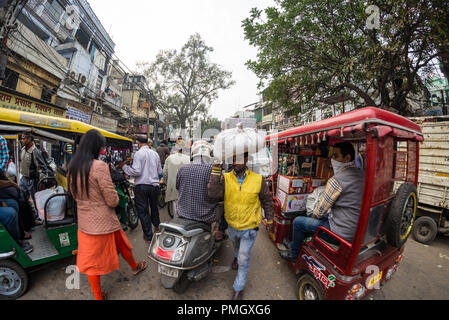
left=306, top=186, right=328, bottom=217
left=213, top=124, right=267, bottom=162
left=35, top=186, right=66, bottom=222
left=6, top=162, right=16, bottom=177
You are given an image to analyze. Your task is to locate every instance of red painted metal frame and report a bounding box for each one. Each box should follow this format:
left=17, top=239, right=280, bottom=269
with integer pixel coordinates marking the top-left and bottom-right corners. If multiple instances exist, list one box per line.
left=266, top=108, right=422, bottom=299
left=344, top=131, right=376, bottom=274
left=267, top=107, right=423, bottom=142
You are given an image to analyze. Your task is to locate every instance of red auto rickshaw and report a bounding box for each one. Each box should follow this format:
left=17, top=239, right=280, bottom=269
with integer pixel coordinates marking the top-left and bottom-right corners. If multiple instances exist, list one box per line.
left=263, top=107, right=423, bottom=300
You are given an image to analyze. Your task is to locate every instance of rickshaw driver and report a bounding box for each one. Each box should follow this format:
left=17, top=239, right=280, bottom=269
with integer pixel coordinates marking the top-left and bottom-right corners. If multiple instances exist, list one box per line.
left=280, top=142, right=365, bottom=262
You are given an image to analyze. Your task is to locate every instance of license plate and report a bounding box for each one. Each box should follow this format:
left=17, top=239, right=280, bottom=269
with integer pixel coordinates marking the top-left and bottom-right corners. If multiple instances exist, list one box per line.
left=368, top=271, right=383, bottom=288
left=158, top=264, right=179, bottom=278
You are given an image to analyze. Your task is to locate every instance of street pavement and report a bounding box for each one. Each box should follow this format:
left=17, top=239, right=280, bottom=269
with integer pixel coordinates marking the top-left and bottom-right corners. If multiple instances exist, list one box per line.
left=19, top=206, right=449, bottom=300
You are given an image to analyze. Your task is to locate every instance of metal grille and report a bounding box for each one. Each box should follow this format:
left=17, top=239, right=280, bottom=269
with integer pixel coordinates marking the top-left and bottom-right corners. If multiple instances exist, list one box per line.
left=27, top=226, right=59, bottom=261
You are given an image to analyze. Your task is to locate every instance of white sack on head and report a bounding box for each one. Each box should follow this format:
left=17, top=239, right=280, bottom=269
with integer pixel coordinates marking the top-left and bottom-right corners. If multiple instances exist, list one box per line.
left=248, top=148, right=273, bottom=177
left=213, top=123, right=267, bottom=162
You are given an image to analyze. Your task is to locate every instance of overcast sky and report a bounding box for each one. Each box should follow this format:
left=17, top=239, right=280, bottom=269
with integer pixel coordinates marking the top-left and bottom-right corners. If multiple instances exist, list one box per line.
left=88, top=0, right=274, bottom=121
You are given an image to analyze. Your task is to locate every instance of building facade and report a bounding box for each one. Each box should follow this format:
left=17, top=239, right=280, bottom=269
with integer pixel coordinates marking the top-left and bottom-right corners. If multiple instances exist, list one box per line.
left=0, top=0, right=169, bottom=136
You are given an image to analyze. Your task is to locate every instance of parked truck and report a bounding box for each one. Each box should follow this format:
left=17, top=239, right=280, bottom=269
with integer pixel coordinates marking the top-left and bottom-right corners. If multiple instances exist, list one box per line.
left=408, top=116, right=449, bottom=244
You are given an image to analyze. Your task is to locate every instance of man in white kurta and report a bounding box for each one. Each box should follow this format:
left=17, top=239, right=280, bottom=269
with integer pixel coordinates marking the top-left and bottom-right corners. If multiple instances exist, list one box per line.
left=162, top=143, right=191, bottom=217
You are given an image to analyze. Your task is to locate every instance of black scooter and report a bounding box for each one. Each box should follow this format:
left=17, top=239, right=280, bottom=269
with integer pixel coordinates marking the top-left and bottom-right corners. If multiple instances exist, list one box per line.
left=148, top=217, right=222, bottom=293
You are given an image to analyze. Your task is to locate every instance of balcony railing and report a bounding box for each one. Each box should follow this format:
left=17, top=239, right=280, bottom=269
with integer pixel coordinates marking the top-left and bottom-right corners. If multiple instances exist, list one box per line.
left=25, top=0, right=72, bottom=42
left=103, top=92, right=123, bottom=112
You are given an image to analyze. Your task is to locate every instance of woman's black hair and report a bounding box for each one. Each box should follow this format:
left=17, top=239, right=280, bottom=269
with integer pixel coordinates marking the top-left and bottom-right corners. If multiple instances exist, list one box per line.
left=67, top=130, right=106, bottom=197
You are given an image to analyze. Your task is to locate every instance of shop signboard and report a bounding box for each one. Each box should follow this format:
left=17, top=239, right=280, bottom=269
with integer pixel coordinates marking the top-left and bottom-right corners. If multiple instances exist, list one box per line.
left=90, top=113, right=118, bottom=133
left=0, top=90, right=66, bottom=118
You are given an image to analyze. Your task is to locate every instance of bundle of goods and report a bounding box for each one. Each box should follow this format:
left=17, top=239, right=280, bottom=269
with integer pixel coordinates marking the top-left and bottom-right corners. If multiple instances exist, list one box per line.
left=213, top=123, right=266, bottom=162
left=247, top=148, right=273, bottom=177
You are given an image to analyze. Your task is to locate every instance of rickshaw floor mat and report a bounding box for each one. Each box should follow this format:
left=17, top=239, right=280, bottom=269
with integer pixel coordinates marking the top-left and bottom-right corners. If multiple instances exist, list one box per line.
left=27, top=225, right=59, bottom=261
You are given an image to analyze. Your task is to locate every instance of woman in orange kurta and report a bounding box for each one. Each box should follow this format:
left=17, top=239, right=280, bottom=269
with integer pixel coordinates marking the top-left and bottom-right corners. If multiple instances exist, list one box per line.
left=68, top=130, right=147, bottom=300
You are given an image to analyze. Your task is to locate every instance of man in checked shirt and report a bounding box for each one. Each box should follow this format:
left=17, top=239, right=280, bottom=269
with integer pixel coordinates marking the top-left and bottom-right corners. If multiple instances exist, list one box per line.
left=280, top=142, right=365, bottom=262
left=175, top=141, right=219, bottom=226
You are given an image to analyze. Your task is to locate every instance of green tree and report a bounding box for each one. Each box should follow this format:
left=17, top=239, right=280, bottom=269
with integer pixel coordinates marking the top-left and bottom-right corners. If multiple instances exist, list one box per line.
left=243, top=0, right=449, bottom=116
left=201, top=117, right=222, bottom=138
left=138, top=34, right=235, bottom=128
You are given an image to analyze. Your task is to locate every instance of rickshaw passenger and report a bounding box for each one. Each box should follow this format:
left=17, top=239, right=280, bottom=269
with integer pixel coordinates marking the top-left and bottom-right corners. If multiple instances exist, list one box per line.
left=280, top=142, right=365, bottom=262
left=0, top=173, right=34, bottom=253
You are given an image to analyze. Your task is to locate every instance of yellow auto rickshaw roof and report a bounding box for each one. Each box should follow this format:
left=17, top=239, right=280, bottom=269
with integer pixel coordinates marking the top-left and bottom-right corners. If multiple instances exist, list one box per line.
left=0, top=107, right=132, bottom=143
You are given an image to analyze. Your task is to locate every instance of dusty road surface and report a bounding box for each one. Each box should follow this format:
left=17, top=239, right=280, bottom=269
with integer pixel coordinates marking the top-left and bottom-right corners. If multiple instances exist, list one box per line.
left=19, top=207, right=449, bottom=301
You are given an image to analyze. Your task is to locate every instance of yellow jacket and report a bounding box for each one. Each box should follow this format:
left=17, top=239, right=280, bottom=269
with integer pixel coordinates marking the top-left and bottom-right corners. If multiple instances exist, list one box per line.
left=222, top=170, right=263, bottom=231
left=208, top=168, right=274, bottom=231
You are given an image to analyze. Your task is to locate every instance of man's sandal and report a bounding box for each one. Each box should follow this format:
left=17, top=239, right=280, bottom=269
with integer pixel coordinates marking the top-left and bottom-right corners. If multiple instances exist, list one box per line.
left=133, top=260, right=148, bottom=276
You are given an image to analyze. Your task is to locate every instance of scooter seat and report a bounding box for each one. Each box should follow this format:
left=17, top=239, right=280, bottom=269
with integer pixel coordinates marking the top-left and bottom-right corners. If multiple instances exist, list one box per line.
left=166, top=217, right=211, bottom=233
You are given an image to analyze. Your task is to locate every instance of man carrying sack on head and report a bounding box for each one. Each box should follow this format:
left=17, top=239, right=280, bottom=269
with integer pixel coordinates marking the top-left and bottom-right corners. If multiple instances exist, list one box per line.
left=208, top=152, right=273, bottom=300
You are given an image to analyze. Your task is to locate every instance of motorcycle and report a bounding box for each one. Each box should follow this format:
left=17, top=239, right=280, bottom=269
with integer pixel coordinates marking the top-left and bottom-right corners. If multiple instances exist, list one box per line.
left=148, top=217, right=222, bottom=293
left=158, top=182, right=173, bottom=218
left=110, top=163, right=139, bottom=231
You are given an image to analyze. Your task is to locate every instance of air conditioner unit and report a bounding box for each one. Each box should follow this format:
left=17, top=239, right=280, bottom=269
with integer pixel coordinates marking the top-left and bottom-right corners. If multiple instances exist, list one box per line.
left=95, top=106, right=103, bottom=114
left=69, top=71, right=76, bottom=79
left=78, top=73, right=87, bottom=84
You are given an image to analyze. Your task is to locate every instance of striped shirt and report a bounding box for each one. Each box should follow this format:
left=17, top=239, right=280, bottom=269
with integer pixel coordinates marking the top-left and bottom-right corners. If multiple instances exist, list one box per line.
left=312, top=164, right=356, bottom=219
left=0, top=136, right=9, bottom=172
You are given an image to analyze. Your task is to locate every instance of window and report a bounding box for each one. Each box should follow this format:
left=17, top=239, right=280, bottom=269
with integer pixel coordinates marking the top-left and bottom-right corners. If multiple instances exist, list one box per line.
left=96, top=75, right=103, bottom=91
left=41, top=86, right=53, bottom=103
left=2, top=68, right=19, bottom=90
left=75, top=28, right=90, bottom=50
left=45, top=0, right=65, bottom=21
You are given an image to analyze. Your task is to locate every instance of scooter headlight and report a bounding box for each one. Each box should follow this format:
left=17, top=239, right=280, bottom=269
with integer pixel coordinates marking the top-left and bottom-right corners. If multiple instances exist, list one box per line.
left=171, top=244, right=187, bottom=262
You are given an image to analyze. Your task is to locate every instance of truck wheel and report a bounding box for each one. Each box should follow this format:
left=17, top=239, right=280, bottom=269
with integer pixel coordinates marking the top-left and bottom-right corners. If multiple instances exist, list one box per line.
left=412, top=216, right=438, bottom=244
left=0, top=260, right=28, bottom=300
left=296, top=274, right=324, bottom=300
left=386, top=182, right=417, bottom=248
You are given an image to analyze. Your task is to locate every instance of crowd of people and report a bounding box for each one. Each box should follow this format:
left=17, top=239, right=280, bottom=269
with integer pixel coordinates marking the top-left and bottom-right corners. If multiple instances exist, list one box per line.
left=0, top=129, right=366, bottom=301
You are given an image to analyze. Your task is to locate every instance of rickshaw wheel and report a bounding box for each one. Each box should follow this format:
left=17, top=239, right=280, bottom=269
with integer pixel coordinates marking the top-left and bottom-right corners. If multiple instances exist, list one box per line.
left=412, top=216, right=438, bottom=244
left=387, top=183, right=418, bottom=248
left=296, top=274, right=324, bottom=301
left=0, top=260, right=28, bottom=300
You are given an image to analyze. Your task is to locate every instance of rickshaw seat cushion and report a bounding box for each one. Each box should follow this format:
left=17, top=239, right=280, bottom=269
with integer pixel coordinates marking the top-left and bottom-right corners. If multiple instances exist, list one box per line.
left=46, top=216, right=75, bottom=228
